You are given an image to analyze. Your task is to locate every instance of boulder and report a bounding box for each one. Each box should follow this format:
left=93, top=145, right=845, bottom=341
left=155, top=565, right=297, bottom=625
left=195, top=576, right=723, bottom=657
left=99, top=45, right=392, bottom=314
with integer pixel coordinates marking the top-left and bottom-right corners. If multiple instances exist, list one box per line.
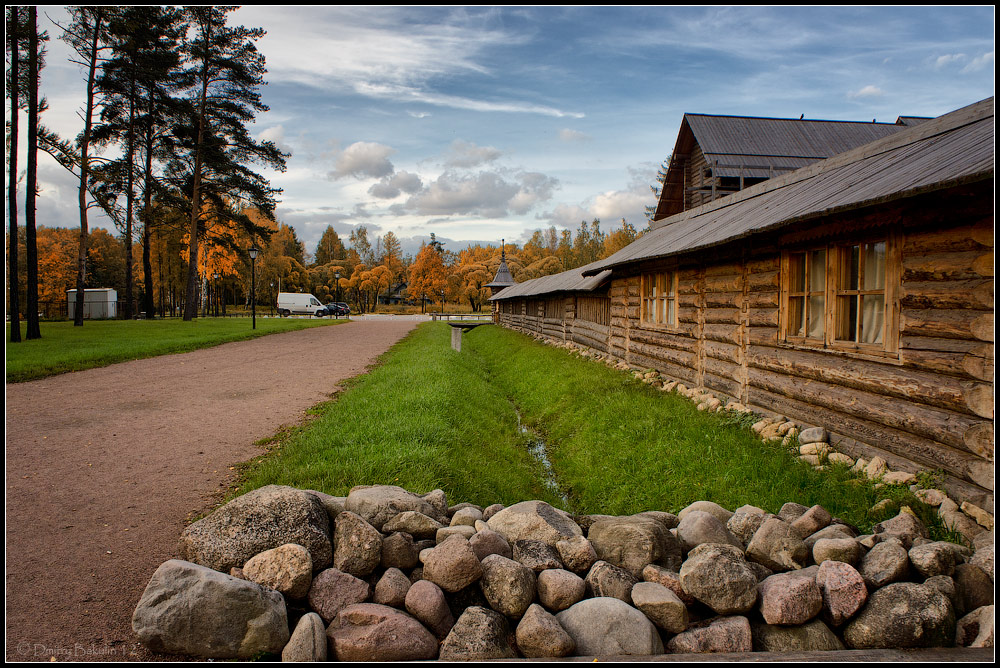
left=816, top=560, right=867, bottom=627
left=439, top=606, right=518, bottom=660
left=381, top=511, right=444, bottom=540
left=556, top=597, right=664, bottom=656
left=872, top=511, right=929, bottom=549
left=512, top=538, right=563, bottom=572
left=307, top=568, right=371, bottom=624
left=675, top=510, right=742, bottom=554
left=679, top=543, right=758, bottom=615
left=536, top=568, right=586, bottom=612
left=758, top=571, right=822, bottom=625
left=132, top=559, right=289, bottom=659
left=667, top=616, right=752, bottom=654
left=380, top=531, right=419, bottom=570
left=404, top=579, right=454, bottom=639
left=750, top=618, right=845, bottom=652
left=956, top=605, right=995, bottom=648
left=372, top=567, right=411, bottom=608
left=812, top=537, right=863, bottom=567
left=282, top=612, right=327, bottom=662
left=469, top=528, right=512, bottom=561
left=486, top=500, right=582, bottom=548
left=746, top=518, right=809, bottom=572
left=555, top=535, right=598, bottom=574
left=908, top=541, right=957, bottom=578
left=344, top=485, right=442, bottom=531
left=242, top=543, right=313, bottom=599
left=515, top=604, right=576, bottom=658
left=630, top=581, right=688, bottom=633
left=178, top=485, right=332, bottom=573
left=642, top=564, right=696, bottom=606
left=727, top=507, right=770, bottom=545
left=327, top=603, right=438, bottom=661
left=422, top=534, right=484, bottom=593
left=585, top=560, right=638, bottom=604
left=479, top=554, right=537, bottom=619
left=587, top=515, right=683, bottom=575
left=677, top=500, right=733, bottom=524
left=790, top=505, right=833, bottom=538
left=954, top=563, right=995, bottom=615
left=859, top=540, right=910, bottom=589
left=332, top=511, right=382, bottom=578
left=844, top=582, right=955, bottom=649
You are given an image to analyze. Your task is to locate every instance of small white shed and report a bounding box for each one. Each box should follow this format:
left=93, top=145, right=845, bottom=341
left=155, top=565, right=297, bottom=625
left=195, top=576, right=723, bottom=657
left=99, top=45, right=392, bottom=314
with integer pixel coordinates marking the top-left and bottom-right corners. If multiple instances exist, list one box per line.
left=67, top=288, right=118, bottom=320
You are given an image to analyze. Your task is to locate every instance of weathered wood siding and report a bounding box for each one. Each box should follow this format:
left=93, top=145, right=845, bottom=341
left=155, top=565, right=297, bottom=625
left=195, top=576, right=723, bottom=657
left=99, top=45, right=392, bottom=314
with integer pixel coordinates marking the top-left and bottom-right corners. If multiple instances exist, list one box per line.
left=494, top=185, right=993, bottom=507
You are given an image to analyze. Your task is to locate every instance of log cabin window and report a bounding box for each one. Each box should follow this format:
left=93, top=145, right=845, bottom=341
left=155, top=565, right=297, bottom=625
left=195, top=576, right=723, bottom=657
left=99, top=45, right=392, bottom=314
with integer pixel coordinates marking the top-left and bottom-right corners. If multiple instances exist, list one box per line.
left=782, top=236, right=896, bottom=353
left=641, top=271, right=677, bottom=327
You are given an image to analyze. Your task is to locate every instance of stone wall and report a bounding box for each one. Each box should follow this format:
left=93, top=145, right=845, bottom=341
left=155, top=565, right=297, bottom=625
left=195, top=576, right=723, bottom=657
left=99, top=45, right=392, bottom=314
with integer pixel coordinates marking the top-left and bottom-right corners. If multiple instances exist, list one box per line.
left=133, top=483, right=994, bottom=660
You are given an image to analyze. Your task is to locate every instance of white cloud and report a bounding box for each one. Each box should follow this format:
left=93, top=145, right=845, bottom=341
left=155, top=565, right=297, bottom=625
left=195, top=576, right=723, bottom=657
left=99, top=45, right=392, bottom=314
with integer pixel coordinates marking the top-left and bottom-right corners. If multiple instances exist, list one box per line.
left=847, top=85, right=884, bottom=99
left=368, top=171, right=425, bottom=199
left=258, top=125, right=294, bottom=155
left=933, top=53, right=966, bottom=69
left=962, top=51, right=994, bottom=73
left=404, top=169, right=558, bottom=218
left=330, top=142, right=396, bottom=180
left=444, top=140, right=503, bottom=168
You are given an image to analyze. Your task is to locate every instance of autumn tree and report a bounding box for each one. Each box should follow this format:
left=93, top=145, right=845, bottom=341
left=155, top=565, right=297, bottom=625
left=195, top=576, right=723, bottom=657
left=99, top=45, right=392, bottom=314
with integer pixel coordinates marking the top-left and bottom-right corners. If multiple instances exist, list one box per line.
left=407, top=244, right=448, bottom=313
left=314, top=225, right=346, bottom=266
left=602, top=218, right=640, bottom=258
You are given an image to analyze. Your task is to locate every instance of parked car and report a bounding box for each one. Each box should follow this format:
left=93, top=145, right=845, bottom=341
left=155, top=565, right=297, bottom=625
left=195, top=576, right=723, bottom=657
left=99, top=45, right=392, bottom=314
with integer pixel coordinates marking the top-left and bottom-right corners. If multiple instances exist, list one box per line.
left=324, top=302, right=351, bottom=317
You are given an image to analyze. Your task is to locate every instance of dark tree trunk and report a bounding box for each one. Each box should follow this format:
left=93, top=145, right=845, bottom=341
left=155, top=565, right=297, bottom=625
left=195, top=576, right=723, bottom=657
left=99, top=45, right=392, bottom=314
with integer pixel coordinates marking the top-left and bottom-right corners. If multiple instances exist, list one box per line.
left=8, top=7, right=22, bottom=342
left=25, top=7, right=41, bottom=340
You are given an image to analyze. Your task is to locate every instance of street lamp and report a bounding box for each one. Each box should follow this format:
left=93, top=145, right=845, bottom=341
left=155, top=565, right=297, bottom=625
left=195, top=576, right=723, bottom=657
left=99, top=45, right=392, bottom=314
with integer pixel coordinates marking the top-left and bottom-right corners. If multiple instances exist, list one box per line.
left=213, top=272, right=220, bottom=317
left=249, top=246, right=259, bottom=329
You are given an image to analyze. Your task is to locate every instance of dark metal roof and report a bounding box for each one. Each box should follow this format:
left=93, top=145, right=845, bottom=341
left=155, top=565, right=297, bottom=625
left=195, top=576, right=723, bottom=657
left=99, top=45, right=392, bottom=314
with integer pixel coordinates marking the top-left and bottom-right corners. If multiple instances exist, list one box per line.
left=585, top=98, right=994, bottom=277
left=489, top=259, right=611, bottom=301
left=687, top=113, right=906, bottom=162
left=485, top=257, right=516, bottom=289
left=653, top=112, right=913, bottom=221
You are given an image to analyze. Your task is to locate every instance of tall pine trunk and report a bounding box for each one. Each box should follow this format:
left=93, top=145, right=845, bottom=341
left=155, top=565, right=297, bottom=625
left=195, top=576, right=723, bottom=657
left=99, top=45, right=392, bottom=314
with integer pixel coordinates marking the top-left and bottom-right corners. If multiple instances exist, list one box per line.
left=25, top=7, right=41, bottom=340
left=183, top=22, right=211, bottom=321
left=8, top=8, right=22, bottom=342
left=74, top=9, right=104, bottom=326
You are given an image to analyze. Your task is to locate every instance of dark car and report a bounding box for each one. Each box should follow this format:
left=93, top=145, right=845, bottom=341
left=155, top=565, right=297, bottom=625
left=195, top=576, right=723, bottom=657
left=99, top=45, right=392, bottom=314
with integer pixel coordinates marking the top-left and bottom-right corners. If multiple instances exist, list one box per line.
left=324, top=302, right=351, bottom=317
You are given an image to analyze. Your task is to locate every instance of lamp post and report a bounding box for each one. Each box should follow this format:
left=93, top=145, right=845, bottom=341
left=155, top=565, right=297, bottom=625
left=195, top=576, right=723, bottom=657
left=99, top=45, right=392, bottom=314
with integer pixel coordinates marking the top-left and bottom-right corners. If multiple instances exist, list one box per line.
left=249, top=246, right=259, bottom=329
left=213, top=272, right=220, bottom=317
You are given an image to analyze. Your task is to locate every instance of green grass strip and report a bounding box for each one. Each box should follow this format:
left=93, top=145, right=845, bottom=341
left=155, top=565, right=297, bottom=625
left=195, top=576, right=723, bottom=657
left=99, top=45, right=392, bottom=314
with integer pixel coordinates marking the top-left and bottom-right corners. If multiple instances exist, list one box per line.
left=5, top=317, right=343, bottom=382
left=234, top=322, right=945, bottom=538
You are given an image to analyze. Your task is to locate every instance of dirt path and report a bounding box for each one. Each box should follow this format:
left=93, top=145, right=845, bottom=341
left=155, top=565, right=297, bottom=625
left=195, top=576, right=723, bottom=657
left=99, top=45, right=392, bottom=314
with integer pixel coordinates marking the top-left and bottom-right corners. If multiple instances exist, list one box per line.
left=5, top=317, right=423, bottom=661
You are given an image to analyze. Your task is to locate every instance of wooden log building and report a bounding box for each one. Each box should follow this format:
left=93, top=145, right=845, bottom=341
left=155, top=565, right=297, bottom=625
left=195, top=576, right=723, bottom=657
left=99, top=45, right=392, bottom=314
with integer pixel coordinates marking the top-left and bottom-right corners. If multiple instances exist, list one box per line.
left=490, top=98, right=994, bottom=510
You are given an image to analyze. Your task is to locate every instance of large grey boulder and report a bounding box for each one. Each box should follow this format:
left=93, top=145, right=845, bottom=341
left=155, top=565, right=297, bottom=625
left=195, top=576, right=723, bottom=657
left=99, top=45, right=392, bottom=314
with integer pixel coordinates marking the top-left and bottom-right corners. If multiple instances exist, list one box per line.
left=345, top=485, right=443, bottom=531
left=843, top=582, right=955, bottom=649
left=679, top=543, right=758, bottom=615
left=556, top=597, right=663, bottom=656
left=327, top=603, right=438, bottom=661
left=746, top=518, right=809, bottom=572
left=178, top=485, right=332, bottom=573
left=132, top=559, right=289, bottom=659
left=479, top=554, right=537, bottom=619
left=439, top=606, right=518, bottom=660
left=487, top=500, right=582, bottom=548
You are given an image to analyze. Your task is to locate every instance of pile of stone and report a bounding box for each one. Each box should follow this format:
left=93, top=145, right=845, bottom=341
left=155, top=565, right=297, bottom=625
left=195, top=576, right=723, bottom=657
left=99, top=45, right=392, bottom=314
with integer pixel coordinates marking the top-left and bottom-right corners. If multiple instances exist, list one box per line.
left=533, top=335, right=994, bottom=547
left=132, top=484, right=994, bottom=661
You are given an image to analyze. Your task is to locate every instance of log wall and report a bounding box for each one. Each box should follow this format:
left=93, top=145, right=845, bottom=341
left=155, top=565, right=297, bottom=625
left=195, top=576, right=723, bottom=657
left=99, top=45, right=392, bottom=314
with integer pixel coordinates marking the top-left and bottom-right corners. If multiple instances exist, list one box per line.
left=494, top=184, right=993, bottom=508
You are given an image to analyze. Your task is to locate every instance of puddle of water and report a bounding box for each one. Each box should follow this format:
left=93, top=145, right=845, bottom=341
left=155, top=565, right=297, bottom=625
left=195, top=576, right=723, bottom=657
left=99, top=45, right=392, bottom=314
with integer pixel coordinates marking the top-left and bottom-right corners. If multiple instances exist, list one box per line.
left=517, top=415, right=571, bottom=509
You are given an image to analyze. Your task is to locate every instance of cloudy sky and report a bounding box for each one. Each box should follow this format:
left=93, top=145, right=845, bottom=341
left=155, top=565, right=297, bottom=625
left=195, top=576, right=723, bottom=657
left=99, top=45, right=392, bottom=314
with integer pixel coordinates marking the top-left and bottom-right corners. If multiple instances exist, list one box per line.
left=21, top=6, right=997, bottom=259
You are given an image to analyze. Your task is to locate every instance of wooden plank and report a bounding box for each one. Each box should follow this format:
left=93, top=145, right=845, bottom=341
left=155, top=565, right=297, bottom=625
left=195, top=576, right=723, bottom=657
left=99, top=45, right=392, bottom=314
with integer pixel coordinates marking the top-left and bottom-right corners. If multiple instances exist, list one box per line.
left=746, top=366, right=984, bottom=454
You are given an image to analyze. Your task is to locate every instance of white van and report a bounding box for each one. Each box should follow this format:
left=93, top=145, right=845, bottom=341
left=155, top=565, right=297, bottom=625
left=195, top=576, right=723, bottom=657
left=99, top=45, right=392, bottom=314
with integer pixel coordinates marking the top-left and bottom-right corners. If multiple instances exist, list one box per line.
left=276, top=292, right=327, bottom=317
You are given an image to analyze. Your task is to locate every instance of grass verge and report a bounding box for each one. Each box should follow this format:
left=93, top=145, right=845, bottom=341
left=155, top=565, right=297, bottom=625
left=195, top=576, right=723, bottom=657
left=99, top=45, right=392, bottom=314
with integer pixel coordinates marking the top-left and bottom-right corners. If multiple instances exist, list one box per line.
left=5, top=317, right=344, bottom=382
left=231, top=322, right=948, bottom=538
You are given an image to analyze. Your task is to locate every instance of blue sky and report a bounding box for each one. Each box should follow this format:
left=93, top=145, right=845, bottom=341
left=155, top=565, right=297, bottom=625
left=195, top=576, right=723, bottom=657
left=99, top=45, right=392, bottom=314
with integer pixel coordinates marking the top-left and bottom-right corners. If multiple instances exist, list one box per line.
left=26, top=6, right=997, bottom=259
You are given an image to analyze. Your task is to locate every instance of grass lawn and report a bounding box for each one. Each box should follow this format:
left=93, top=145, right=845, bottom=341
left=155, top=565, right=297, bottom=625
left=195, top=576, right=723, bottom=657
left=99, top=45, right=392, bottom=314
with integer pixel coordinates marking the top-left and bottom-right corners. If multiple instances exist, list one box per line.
left=234, top=322, right=944, bottom=537
left=5, top=316, right=344, bottom=382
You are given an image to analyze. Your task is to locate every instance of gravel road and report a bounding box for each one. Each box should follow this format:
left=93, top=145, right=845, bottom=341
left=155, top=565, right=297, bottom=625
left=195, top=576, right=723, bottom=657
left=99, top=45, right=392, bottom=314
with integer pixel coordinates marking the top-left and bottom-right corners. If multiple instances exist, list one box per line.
left=5, top=317, right=422, bottom=661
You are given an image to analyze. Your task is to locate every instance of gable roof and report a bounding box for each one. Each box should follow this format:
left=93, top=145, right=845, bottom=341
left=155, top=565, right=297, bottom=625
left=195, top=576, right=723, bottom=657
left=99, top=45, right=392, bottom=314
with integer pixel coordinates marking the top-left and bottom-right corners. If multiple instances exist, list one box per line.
left=585, top=97, right=994, bottom=276
left=489, top=259, right=611, bottom=301
left=653, top=113, right=911, bottom=220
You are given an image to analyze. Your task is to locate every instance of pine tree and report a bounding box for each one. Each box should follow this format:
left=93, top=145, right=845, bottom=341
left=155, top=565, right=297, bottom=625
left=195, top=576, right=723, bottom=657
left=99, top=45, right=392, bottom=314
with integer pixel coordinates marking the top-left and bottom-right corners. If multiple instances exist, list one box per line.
left=174, top=7, right=288, bottom=321
left=7, top=7, right=23, bottom=341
